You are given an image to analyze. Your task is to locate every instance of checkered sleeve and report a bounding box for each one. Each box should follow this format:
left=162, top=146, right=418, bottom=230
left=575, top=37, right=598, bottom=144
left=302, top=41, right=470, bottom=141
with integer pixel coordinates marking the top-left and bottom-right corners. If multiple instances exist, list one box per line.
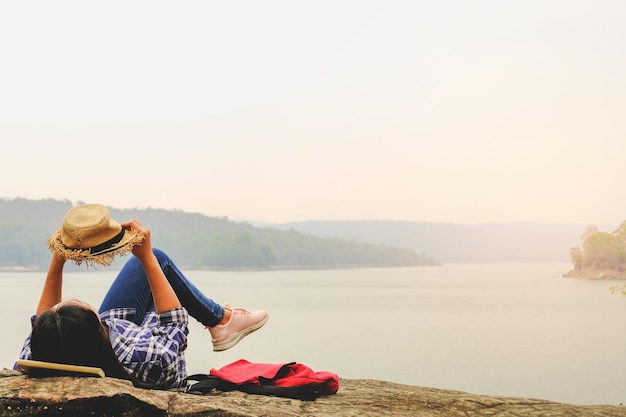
left=13, top=315, right=37, bottom=370
left=103, top=307, right=189, bottom=389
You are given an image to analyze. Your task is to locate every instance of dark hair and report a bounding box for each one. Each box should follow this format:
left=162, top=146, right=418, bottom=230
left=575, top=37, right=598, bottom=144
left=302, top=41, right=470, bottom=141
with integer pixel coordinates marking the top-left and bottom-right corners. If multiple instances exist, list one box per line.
left=30, top=304, right=131, bottom=382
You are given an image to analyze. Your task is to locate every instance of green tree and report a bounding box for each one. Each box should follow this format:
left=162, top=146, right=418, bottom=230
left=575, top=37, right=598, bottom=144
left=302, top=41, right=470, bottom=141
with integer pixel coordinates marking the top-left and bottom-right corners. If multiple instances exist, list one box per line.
left=569, top=222, right=626, bottom=279
left=582, top=231, right=623, bottom=269
left=569, top=247, right=583, bottom=271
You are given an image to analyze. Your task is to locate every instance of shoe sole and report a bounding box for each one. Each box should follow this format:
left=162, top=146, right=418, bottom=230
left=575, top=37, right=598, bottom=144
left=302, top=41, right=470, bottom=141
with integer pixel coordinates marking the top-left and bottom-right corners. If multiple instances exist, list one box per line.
left=212, top=313, right=269, bottom=352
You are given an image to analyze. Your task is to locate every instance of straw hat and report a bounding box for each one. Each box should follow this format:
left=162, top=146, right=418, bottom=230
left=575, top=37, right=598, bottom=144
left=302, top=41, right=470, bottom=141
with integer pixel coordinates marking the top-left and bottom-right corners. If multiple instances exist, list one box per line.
left=47, top=204, right=144, bottom=266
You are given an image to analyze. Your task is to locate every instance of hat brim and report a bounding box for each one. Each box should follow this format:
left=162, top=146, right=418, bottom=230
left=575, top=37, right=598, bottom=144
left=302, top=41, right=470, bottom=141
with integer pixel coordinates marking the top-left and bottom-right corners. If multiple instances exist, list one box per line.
left=47, top=227, right=144, bottom=267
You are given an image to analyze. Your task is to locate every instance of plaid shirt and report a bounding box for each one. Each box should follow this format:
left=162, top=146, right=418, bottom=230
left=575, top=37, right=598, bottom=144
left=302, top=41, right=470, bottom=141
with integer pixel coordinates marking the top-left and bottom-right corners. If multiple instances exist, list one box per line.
left=18, top=307, right=189, bottom=389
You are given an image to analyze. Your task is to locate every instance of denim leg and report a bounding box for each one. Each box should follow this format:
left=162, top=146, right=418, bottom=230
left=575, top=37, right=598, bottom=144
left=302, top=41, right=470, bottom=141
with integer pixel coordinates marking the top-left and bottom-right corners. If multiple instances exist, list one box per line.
left=99, top=248, right=225, bottom=327
left=99, top=254, right=155, bottom=325
left=153, top=248, right=224, bottom=327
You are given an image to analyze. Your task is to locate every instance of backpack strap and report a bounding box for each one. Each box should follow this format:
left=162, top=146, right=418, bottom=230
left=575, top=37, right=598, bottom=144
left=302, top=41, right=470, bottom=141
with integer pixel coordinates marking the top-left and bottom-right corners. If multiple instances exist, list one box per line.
left=234, top=383, right=321, bottom=401
left=183, top=374, right=237, bottom=394
left=183, top=373, right=321, bottom=400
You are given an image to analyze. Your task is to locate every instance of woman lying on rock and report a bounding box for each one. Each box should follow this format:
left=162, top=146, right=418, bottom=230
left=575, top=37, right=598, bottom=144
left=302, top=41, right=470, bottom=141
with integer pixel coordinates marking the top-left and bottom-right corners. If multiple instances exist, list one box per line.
left=15, top=203, right=268, bottom=389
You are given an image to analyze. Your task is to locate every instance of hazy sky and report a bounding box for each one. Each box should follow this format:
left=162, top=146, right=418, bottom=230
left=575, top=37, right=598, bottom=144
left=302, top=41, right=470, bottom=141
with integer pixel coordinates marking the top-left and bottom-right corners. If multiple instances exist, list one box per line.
left=1, top=1, right=624, bottom=224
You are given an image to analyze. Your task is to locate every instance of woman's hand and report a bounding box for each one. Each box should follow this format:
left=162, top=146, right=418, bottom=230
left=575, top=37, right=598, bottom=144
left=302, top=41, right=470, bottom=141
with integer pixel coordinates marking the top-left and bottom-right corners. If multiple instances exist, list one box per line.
left=121, top=219, right=153, bottom=263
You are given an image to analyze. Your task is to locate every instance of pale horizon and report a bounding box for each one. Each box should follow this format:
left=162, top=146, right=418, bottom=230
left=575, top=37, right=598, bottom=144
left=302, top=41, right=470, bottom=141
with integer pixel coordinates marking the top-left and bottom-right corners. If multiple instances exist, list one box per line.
left=2, top=1, right=624, bottom=226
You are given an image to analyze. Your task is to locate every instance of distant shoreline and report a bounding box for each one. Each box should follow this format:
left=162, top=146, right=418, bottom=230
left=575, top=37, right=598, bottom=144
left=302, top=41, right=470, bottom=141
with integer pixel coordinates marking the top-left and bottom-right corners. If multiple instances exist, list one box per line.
left=0, top=263, right=440, bottom=273
left=0, top=266, right=37, bottom=272
left=563, top=269, right=625, bottom=280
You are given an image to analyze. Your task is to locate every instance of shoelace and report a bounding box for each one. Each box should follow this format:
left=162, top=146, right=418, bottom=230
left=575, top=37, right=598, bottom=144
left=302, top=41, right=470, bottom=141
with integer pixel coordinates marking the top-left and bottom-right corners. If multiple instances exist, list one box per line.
left=223, top=304, right=251, bottom=315
left=206, top=304, right=251, bottom=329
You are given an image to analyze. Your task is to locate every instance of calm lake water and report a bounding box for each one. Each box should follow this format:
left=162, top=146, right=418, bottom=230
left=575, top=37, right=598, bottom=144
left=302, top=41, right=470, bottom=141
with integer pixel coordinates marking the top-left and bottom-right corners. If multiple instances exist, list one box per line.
left=1, top=262, right=625, bottom=406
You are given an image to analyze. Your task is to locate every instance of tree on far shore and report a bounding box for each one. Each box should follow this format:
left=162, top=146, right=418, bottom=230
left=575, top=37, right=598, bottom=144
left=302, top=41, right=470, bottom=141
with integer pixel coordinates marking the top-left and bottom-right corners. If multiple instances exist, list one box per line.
left=567, top=221, right=626, bottom=280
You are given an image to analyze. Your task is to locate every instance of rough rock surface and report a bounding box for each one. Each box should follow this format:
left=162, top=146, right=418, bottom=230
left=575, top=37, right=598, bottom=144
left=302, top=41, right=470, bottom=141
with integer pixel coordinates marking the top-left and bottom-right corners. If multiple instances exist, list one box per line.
left=1, top=370, right=624, bottom=416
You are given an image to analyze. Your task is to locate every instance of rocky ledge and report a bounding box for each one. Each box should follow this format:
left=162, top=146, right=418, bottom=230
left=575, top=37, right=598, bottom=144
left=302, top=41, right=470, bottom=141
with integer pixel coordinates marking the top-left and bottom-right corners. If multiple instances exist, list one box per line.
left=0, top=370, right=624, bottom=417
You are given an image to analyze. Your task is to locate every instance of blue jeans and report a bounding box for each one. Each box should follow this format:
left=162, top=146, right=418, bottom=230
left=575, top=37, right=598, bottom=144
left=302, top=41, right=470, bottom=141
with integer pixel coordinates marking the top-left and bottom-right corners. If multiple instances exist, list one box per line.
left=98, top=248, right=224, bottom=327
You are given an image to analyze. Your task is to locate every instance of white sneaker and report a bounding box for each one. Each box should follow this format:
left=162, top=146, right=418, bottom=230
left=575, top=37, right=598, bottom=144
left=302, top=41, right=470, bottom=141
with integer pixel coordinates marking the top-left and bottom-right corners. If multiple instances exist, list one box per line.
left=209, top=304, right=269, bottom=352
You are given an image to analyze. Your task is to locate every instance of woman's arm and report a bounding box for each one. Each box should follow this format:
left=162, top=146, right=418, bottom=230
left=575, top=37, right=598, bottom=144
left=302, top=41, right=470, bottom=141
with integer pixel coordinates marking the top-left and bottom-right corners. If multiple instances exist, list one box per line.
left=36, top=255, right=66, bottom=315
left=122, top=219, right=182, bottom=313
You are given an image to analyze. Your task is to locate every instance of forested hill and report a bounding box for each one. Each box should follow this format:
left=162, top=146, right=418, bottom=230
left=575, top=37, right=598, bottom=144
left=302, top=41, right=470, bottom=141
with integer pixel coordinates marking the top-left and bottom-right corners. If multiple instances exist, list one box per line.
left=0, top=198, right=434, bottom=271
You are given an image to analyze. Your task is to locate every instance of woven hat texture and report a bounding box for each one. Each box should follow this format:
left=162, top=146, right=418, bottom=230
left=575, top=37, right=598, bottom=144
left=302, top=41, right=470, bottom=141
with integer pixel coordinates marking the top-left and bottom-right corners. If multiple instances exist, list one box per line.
left=48, top=204, right=143, bottom=266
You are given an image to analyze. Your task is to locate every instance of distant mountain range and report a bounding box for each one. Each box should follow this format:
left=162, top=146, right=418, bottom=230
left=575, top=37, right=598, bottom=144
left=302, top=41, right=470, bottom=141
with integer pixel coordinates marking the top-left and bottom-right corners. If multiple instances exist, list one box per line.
left=264, top=220, right=620, bottom=263
left=1, top=197, right=614, bottom=269
left=0, top=198, right=430, bottom=270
